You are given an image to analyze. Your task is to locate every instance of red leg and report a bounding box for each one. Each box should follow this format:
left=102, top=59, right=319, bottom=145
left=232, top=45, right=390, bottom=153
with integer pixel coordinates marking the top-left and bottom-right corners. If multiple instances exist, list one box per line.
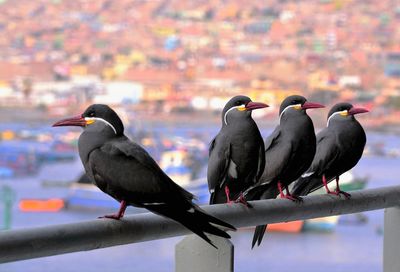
left=225, top=185, right=233, bottom=204
left=99, top=200, right=127, bottom=220
left=285, top=186, right=303, bottom=202
left=277, top=182, right=285, bottom=198
left=234, top=192, right=253, bottom=208
left=323, top=176, right=351, bottom=198
left=334, top=177, right=351, bottom=199
left=278, top=182, right=302, bottom=202
left=322, top=175, right=333, bottom=194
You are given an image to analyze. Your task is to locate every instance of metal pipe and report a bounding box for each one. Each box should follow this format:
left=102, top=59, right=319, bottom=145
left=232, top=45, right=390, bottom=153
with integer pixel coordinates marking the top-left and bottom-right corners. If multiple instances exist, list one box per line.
left=1, top=185, right=400, bottom=263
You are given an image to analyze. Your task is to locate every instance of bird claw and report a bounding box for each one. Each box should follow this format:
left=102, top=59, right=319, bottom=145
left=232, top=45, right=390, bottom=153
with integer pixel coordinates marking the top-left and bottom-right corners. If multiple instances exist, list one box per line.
left=234, top=194, right=253, bottom=208
left=282, top=195, right=303, bottom=202
left=336, top=190, right=351, bottom=199
left=98, top=214, right=123, bottom=220
left=327, top=190, right=351, bottom=199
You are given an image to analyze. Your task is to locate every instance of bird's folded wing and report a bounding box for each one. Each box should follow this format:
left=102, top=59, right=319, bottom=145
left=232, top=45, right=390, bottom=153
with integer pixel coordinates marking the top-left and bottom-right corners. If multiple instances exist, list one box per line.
left=293, top=131, right=340, bottom=195
left=255, top=142, right=266, bottom=182
left=107, top=137, right=163, bottom=173
left=258, top=126, right=294, bottom=184
left=243, top=131, right=291, bottom=199
left=264, top=126, right=281, bottom=152
left=306, top=129, right=340, bottom=177
left=262, top=138, right=293, bottom=185
left=207, top=136, right=232, bottom=192
left=91, top=138, right=195, bottom=202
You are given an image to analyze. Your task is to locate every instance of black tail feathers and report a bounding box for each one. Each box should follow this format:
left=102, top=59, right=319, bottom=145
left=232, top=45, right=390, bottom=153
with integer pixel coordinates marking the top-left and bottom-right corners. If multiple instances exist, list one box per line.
left=252, top=225, right=267, bottom=249
left=291, top=176, right=320, bottom=196
left=146, top=204, right=235, bottom=248
left=194, top=205, right=236, bottom=231
left=248, top=184, right=279, bottom=248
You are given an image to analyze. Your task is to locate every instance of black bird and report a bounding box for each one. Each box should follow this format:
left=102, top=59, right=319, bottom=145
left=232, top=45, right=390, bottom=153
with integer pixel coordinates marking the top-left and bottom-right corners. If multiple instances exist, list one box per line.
left=291, top=102, right=368, bottom=197
left=53, top=104, right=235, bottom=247
left=208, top=95, right=268, bottom=205
left=244, top=95, right=324, bottom=248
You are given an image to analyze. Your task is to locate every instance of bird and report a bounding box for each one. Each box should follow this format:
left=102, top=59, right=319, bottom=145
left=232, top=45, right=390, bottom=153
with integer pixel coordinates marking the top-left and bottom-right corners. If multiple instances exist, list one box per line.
left=291, top=102, right=368, bottom=198
left=53, top=104, right=235, bottom=247
left=208, top=95, right=268, bottom=206
left=244, top=95, right=324, bottom=248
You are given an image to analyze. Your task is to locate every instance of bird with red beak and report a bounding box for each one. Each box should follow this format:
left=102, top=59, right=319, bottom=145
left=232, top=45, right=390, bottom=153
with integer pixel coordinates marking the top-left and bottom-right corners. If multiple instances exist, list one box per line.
left=53, top=104, right=236, bottom=248
left=243, top=94, right=325, bottom=248
left=208, top=95, right=269, bottom=206
left=292, top=102, right=369, bottom=198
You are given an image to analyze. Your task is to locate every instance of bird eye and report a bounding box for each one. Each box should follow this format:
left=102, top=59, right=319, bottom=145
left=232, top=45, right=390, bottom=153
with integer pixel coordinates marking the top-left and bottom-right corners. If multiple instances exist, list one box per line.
left=292, top=100, right=298, bottom=104
left=236, top=101, right=242, bottom=106
left=88, top=111, right=95, bottom=117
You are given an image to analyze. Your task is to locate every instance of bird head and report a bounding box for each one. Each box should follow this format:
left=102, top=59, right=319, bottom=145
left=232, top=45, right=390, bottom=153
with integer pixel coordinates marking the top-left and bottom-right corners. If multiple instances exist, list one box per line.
left=327, top=102, right=369, bottom=126
left=279, top=95, right=324, bottom=120
left=222, top=95, right=269, bottom=125
left=52, top=104, right=124, bottom=135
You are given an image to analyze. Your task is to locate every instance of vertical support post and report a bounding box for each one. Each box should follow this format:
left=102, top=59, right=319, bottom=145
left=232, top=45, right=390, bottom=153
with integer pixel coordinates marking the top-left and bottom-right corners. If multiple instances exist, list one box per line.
left=383, top=207, right=400, bottom=272
left=175, top=234, right=234, bottom=272
left=0, top=185, right=15, bottom=230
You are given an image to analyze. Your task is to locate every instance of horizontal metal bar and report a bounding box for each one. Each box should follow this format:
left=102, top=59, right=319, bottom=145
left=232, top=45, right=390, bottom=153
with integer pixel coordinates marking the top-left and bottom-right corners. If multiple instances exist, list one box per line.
left=1, top=185, right=400, bottom=263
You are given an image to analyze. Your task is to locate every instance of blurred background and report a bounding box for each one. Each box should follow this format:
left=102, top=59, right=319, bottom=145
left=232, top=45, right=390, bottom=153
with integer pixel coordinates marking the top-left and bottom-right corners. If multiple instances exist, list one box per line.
left=0, top=0, right=399, bottom=271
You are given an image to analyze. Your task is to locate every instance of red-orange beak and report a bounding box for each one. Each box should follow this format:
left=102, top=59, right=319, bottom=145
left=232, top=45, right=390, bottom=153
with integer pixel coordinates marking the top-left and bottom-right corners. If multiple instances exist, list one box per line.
left=302, top=101, right=325, bottom=110
left=52, top=115, right=86, bottom=127
left=245, top=101, right=269, bottom=111
left=348, top=107, right=369, bottom=115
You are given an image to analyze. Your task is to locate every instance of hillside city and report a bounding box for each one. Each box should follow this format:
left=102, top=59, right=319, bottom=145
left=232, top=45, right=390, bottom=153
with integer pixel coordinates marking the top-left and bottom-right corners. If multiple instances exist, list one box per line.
left=0, top=0, right=399, bottom=127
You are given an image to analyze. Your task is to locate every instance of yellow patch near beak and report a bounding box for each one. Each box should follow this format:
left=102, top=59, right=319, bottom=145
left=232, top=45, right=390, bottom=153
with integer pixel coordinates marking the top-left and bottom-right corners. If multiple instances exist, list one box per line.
left=294, top=104, right=302, bottom=110
left=237, top=105, right=246, bottom=111
left=86, top=119, right=96, bottom=125
left=340, top=110, right=349, bottom=116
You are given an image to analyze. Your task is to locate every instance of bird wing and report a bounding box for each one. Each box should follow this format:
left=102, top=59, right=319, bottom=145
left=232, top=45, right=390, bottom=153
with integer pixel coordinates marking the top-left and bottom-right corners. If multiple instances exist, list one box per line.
left=264, top=126, right=280, bottom=152
left=291, top=129, right=340, bottom=196
left=260, top=126, right=294, bottom=184
left=208, top=136, right=217, bottom=156
left=305, top=129, right=339, bottom=177
left=89, top=137, right=236, bottom=248
left=207, top=136, right=232, bottom=193
left=255, top=141, right=266, bottom=182
left=89, top=137, right=195, bottom=204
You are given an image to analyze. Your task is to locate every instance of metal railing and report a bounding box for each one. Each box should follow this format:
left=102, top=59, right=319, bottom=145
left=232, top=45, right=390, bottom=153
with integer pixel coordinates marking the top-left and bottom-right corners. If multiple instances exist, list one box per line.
left=1, top=186, right=400, bottom=272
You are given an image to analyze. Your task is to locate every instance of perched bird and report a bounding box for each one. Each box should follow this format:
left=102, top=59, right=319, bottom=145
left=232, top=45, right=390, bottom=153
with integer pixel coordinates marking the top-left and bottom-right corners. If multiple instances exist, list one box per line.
left=53, top=104, right=235, bottom=247
left=208, top=95, right=268, bottom=205
left=291, top=102, right=368, bottom=197
left=244, top=95, right=324, bottom=248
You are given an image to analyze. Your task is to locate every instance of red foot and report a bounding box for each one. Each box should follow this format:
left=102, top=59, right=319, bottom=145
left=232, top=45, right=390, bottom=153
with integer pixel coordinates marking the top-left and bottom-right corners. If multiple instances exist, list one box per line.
left=337, top=190, right=351, bottom=199
left=98, top=214, right=123, bottom=220
left=328, top=190, right=351, bottom=199
left=324, top=176, right=351, bottom=199
left=98, top=200, right=127, bottom=220
left=234, top=194, right=253, bottom=208
left=281, top=194, right=303, bottom=202
left=278, top=181, right=302, bottom=202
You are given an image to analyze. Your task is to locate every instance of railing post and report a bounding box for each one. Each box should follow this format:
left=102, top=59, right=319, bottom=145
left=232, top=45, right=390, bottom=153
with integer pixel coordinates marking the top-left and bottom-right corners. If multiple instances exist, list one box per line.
left=383, top=207, right=400, bottom=272
left=175, top=234, right=234, bottom=272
